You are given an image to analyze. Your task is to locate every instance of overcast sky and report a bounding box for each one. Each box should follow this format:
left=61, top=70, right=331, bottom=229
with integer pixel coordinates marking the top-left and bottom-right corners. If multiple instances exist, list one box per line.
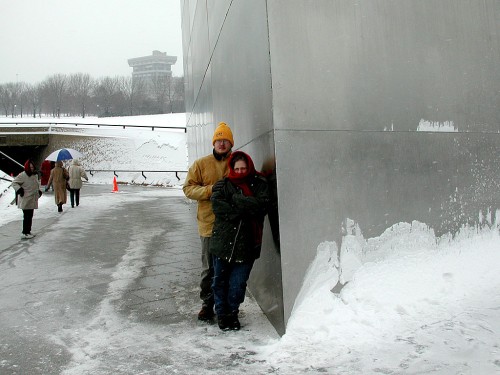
left=0, top=0, right=184, bottom=84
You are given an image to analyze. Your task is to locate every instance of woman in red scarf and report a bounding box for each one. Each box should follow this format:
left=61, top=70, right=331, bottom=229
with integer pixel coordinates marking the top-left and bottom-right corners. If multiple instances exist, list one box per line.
left=12, top=160, right=43, bottom=239
left=209, top=151, right=270, bottom=330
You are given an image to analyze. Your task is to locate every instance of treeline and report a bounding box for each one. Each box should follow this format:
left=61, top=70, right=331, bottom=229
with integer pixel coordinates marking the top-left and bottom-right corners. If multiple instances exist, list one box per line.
left=0, top=73, right=185, bottom=118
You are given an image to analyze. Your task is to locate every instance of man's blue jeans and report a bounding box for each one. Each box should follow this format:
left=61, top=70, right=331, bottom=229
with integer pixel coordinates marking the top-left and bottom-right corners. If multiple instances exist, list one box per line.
left=212, top=256, right=254, bottom=317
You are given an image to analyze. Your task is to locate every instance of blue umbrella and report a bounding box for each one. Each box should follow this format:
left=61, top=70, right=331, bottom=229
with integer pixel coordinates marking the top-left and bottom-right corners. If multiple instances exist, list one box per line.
left=45, top=148, right=84, bottom=161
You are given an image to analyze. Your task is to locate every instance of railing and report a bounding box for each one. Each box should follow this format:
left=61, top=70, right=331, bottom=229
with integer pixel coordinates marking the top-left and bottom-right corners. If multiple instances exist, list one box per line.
left=87, top=169, right=187, bottom=181
left=1, top=171, right=187, bottom=182
left=0, top=122, right=187, bottom=132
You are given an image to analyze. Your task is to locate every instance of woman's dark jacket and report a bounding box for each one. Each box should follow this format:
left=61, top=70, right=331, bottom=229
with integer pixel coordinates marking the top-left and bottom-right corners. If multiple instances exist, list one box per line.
left=209, top=172, right=270, bottom=263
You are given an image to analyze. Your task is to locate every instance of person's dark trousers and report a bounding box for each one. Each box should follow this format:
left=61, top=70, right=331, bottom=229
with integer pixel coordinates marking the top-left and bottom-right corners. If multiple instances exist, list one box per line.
left=69, top=188, right=81, bottom=207
left=212, top=255, right=254, bottom=317
left=200, top=236, right=214, bottom=306
left=22, top=209, right=34, bottom=235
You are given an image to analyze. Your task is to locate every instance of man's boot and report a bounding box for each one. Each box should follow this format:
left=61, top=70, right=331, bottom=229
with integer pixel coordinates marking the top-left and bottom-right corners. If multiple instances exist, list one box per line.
left=197, top=303, right=215, bottom=321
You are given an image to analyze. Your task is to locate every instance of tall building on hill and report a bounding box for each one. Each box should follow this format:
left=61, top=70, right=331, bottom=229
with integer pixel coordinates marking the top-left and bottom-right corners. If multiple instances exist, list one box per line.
left=128, top=50, right=177, bottom=86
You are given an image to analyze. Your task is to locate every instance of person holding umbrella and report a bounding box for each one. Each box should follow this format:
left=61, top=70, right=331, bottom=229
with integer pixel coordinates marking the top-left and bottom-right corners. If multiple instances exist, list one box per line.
left=12, top=159, right=43, bottom=239
left=44, top=148, right=84, bottom=212
left=46, top=161, right=69, bottom=212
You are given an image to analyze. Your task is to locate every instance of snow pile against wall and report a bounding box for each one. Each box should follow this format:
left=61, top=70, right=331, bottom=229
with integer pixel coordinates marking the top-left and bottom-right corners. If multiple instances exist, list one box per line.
left=417, top=119, right=457, bottom=132
left=262, top=220, right=500, bottom=373
left=0, top=171, right=13, bottom=203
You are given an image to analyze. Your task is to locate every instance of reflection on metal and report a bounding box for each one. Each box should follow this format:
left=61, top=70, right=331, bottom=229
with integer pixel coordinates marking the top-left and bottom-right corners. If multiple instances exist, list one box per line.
left=181, top=0, right=500, bottom=334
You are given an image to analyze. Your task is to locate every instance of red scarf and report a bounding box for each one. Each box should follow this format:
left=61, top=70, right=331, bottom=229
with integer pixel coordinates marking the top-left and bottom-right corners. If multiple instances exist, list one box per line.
left=227, top=151, right=258, bottom=196
left=227, top=151, right=264, bottom=246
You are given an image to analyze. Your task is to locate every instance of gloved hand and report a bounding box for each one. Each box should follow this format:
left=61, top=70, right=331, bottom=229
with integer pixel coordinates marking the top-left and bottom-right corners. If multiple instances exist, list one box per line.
left=212, top=179, right=225, bottom=193
left=38, top=190, right=43, bottom=197
left=17, top=187, right=24, bottom=197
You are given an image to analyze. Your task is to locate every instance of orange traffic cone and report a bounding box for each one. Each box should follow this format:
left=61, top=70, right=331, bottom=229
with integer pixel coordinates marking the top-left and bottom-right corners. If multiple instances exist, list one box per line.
left=112, top=176, right=119, bottom=192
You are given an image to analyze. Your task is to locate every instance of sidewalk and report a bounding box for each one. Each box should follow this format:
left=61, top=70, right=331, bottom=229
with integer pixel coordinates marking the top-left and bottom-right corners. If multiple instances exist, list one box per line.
left=0, top=184, right=279, bottom=375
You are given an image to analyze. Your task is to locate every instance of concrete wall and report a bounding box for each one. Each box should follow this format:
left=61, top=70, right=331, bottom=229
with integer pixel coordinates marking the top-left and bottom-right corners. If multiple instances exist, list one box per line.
left=181, top=0, right=500, bottom=333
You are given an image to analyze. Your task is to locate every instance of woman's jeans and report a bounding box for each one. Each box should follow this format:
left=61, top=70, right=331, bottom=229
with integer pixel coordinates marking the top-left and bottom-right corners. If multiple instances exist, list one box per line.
left=22, top=209, right=34, bottom=234
left=69, top=188, right=80, bottom=207
left=212, top=255, right=254, bottom=317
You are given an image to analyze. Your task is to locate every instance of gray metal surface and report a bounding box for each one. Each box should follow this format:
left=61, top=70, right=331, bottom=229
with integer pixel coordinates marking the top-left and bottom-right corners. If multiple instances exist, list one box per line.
left=275, top=130, right=500, bottom=320
left=181, top=0, right=500, bottom=331
left=268, top=0, right=500, bottom=132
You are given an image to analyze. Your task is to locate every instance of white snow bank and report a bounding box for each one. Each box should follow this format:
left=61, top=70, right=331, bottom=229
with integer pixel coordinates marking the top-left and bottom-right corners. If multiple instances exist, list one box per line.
left=0, top=113, right=186, bottom=127
left=417, top=119, right=457, bottom=132
left=0, top=114, right=189, bottom=187
left=262, top=221, right=500, bottom=374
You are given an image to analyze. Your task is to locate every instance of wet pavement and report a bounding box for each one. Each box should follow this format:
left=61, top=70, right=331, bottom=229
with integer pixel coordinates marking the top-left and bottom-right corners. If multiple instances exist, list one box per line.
left=0, top=184, right=278, bottom=375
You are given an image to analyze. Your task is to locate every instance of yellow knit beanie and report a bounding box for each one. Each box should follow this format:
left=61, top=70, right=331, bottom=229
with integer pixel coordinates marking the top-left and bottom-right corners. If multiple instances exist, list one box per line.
left=212, top=122, right=234, bottom=146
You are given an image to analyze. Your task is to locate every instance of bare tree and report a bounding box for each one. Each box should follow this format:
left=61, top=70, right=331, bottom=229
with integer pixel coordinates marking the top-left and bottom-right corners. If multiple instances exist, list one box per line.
left=1, top=83, right=19, bottom=117
left=149, top=74, right=170, bottom=114
left=171, top=76, right=185, bottom=113
left=93, top=76, right=121, bottom=116
left=43, top=74, right=67, bottom=117
left=0, top=84, right=11, bottom=117
left=25, top=83, right=43, bottom=118
left=1, top=72, right=185, bottom=118
left=164, top=75, right=174, bottom=113
left=120, top=76, right=145, bottom=116
left=17, top=82, right=28, bottom=118
left=68, top=73, right=94, bottom=118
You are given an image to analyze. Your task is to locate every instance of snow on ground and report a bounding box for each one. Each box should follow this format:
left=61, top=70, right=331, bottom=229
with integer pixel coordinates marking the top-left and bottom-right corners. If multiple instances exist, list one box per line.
left=0, top=113, right=188, bottom=187
left=1, top=115, right=499, bottom=373
left=417, top=119, right=457, bottom=132
left=0, top=113, right=187, bottom=127
left=261, top=221, right=500, bottom=374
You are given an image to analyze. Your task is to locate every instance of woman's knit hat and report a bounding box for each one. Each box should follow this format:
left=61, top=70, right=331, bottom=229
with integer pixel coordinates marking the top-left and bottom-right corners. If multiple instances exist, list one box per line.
left=212, top=122, right=234, bottom=146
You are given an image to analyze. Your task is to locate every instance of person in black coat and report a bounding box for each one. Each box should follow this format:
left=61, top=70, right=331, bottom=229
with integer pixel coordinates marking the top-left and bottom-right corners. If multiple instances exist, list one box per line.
left=210, top=151, right=270, bottom=330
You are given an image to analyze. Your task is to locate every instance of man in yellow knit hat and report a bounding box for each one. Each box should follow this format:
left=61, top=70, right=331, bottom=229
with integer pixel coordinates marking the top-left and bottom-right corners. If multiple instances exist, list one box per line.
left=183, top=122, right=234, bottom=321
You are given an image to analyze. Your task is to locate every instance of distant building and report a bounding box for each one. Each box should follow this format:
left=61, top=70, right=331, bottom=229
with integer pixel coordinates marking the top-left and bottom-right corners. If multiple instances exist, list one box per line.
left=128, top=50, right=177, bottom=93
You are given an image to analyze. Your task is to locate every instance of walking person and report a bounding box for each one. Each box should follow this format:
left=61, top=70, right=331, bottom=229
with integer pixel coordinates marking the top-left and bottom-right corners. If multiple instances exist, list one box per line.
left=40, top=160, right=52, bottom=189
left=67, top=159, right=88, bottom=208
left=183, top=122, right=234, bottom=321
left=46, top=160, right=68, bottom=212
left=12, top=159, right=43, bottom=239
left=209, top=151, right=270, bottom=330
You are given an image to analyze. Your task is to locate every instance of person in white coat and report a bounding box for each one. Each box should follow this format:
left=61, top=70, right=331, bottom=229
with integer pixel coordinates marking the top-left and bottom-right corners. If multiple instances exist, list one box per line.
left=12, top=159, right=43, bottom=239
left=67, top=159, right=88, bottom=208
